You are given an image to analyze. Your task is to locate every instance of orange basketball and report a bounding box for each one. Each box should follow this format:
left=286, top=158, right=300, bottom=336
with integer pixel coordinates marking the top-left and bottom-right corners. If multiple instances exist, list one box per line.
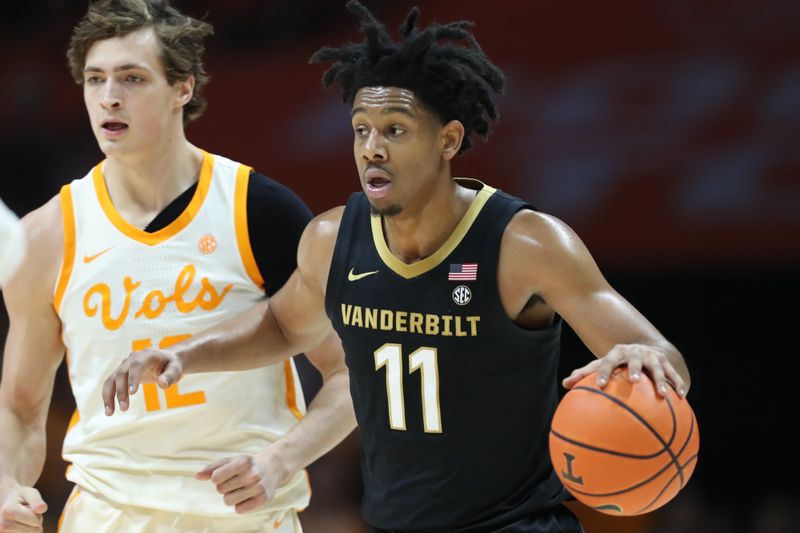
left=549, top=368, right=699, bottom=516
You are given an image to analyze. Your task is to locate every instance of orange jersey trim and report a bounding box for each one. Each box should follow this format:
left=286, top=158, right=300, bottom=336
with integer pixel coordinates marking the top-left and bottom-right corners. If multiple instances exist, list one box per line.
left=233, top=164, right=264, bottom=288
left=92, top=150, right=214, bottom=246
left=57, top=487, right=81, bottom=532
left=284, top=360, right=304, bottom=420
left=65, top=409, right=80, bottom=433
left=54, top=185, right=76, bottom=314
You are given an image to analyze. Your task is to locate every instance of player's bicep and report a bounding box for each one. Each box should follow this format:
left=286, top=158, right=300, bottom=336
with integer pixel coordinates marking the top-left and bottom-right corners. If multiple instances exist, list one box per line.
left=514, top=212, right=664, bottom=358
left=268, top=268, right=330, bottom=347
left=0, top=227, right=65, bottom=420
left=268, top=209, right=342, bottom=352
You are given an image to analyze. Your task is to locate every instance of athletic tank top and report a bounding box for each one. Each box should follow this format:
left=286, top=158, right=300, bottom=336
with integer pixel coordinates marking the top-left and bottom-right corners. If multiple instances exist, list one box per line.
left=55, top=151, right=309, bottom=516
left=325, top=180, right=568, bottom=531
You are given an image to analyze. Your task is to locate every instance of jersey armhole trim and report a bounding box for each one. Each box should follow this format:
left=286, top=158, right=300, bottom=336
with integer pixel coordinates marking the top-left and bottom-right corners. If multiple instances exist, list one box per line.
left=234, top=165, right=265, bottom=289
left=284, top=359, right=304, bottom=421
left=57, top=486, right=82, bottom=533
left=54, top=185, right=76, bottom=314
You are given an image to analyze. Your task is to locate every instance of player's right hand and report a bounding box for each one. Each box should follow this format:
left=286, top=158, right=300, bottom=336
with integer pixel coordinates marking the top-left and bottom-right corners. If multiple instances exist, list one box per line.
left=101, top=348, right=184, bottom=415
left=0, top=485, right=47, bottom=533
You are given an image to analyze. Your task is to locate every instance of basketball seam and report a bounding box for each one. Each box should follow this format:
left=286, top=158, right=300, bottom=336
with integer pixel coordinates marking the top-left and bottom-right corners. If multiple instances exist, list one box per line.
left=553, top=407, right=697, bottom=512
left=571, top=386, right=683, bottom=484
left=550, top=429, right=665, bottom=459
left=634, top=413, right=697, bottom=514
left=636, top=454, right=698, bottom=514
left=553, top=385, right=687, bottom=503
left=560, top=449, right=678, bottom=498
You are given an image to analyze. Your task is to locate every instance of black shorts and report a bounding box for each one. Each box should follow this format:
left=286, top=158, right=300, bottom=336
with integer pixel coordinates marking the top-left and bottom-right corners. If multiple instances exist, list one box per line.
left=371, top=504, right=584, bottom=533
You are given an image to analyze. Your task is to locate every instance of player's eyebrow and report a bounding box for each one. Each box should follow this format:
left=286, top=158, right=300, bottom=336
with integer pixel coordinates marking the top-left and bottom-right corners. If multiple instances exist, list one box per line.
left=84, top=63, right=151, bottom=73
left=351, top=106, right=415, bottom=118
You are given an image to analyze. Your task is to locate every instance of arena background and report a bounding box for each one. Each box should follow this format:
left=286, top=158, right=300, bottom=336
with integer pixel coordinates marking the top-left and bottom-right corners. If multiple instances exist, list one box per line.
left=1, top=1, right=798, bottom=531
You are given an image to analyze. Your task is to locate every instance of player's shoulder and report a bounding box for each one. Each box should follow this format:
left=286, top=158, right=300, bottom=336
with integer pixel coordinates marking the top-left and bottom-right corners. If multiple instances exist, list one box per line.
left=22, top=193, right=64, bottom=252
left=4, top=193, right=65, bottom=302
left=303, top=206, right=345, bottom=246
left=296, top=206, right=345, bottom=276
left=502, top=208, right=586, bottom=264
left=247, top=170, right=312, bottom=218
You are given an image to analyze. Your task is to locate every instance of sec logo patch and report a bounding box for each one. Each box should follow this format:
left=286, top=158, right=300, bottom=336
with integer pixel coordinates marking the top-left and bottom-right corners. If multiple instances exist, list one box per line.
left=452, top=285, right=472, bottom=305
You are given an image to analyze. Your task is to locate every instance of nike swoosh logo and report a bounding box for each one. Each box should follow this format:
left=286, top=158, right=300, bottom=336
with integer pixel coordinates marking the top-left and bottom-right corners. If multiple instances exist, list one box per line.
left=348, top=268, right=379, bottom=281
left=83, top=246, right=114, bottom=263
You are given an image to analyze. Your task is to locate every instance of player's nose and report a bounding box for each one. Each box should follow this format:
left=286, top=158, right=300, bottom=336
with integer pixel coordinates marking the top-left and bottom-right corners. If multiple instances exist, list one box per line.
left=100, top=79, right=123, bottom=110
left=362, top=130, right=387, bottom=161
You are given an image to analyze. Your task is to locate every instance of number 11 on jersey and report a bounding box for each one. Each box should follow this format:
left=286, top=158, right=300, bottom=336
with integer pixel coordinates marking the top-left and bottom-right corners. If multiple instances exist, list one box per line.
left=374, top=343, right=442, bottom=433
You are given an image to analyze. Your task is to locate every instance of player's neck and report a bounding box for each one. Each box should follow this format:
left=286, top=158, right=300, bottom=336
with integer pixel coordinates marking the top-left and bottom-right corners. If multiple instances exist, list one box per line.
left=102, top=139, right=203, bottom=227
left=381, top=178, right=477, bottom=264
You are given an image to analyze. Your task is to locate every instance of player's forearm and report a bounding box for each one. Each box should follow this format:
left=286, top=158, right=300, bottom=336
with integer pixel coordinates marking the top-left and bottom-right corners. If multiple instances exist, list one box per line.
left=266, top=367, right=356, bottom=480
left=177, top=300, right=297, bottom=373
left=0, top=405, right=46, bottom=490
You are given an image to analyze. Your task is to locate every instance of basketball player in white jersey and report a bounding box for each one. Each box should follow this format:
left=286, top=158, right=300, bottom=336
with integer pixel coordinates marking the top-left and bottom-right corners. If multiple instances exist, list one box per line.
left=0, top=199, right=25, bottom=287
left=0, top=1, right=355, bottom=532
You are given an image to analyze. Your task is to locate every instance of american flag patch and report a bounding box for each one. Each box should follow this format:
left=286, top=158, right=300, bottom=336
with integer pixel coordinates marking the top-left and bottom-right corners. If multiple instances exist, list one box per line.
left=448, top=263, right=478, bottom=281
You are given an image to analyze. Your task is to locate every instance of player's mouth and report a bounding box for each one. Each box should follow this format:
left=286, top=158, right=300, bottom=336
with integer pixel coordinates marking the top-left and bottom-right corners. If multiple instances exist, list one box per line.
left=365, top=166, right=392, bottom=199
left=101, top=119, right=129, bottom=138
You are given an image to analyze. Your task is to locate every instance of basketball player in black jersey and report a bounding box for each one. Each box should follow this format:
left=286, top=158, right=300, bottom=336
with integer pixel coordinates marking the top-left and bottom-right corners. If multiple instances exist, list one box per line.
left=104, top=2, right=692, bottom=532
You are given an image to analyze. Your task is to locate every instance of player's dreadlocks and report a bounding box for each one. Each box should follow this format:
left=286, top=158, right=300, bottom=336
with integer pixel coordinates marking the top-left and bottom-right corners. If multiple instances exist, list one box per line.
left=310, top=0, right=505, bottom=154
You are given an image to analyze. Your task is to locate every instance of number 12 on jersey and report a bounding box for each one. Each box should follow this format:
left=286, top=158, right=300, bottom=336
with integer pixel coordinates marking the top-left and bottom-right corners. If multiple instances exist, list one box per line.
left=374, top=343, right=442, bottom=433
left=132, top=335, right=206, bottom=412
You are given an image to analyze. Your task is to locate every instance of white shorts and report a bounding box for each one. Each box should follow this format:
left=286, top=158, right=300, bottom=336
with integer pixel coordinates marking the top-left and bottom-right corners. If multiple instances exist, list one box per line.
left=58, top=487, right=303, bottom=533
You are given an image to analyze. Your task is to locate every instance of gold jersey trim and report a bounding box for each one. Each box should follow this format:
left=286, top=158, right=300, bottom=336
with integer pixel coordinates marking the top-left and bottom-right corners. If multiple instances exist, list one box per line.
left=370, top=179, right=496, bottom=279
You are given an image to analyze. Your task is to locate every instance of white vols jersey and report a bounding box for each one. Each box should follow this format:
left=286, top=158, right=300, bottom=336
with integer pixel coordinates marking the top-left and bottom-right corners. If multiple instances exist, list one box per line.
left=55, top=151, right=309, bottom=516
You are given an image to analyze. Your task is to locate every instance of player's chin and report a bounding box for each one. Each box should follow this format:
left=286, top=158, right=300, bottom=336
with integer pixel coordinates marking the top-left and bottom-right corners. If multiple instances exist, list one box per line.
left=368, top=200, right=403, bottom=218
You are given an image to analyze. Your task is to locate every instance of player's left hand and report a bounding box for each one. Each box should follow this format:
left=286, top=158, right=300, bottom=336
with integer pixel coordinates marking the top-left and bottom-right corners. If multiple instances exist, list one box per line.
left=196, top=450, right=290, bottom=514
left=562, top=343, right=688, bottom=398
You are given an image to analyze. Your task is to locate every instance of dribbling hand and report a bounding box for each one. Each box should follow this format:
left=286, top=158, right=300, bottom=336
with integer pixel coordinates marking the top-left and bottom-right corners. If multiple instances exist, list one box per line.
left=562, top=343, right=688, bottom=398
left=0, top=485, right=47, bottom=533
left=101, top=348, right=184, bottom=415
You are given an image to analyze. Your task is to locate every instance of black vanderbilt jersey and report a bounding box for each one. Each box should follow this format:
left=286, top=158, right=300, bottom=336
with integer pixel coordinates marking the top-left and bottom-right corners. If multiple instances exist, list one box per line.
left=325, top=180, right=569, bottom=532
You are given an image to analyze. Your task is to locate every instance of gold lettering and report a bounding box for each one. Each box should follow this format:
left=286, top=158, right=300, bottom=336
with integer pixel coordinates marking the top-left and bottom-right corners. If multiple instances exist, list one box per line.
left=425, top=313, right=440, bottom=335
left=395, top=311, right=408, bottom=332
left=365, top=307, right=378, bottom=329
left=455, top=316, right=468, bottom=337
left=380, top=309, right=393, bottom=331
left=352, top=305, right=363, bottom=327
left=467, top=316, right=480, bottom=336
left=409, top=313, right=424, bottom=334
left=442, top=315, right=453, bottom=337
left=341, top=304, right=353, bottom=325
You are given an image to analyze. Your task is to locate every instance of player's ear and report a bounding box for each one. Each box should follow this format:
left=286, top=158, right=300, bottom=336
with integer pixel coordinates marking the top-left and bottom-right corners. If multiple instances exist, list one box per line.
left=175, top=75, right=195, bottom=108
left=441, top=120, right=464, bottom=161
